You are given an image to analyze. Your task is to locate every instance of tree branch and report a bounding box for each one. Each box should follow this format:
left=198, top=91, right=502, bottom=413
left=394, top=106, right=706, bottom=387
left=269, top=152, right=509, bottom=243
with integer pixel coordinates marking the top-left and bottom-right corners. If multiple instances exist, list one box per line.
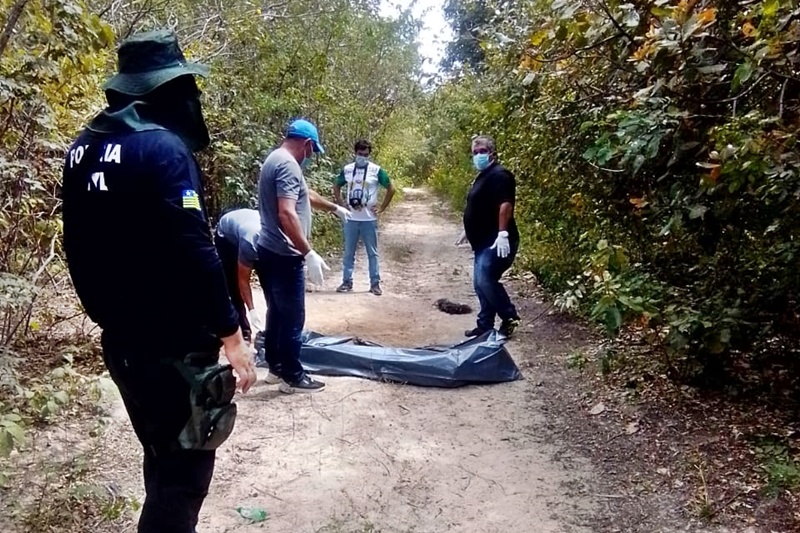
left=0, top=0, right=31, bottom=59
left=591, top=0, right=634, bottom=42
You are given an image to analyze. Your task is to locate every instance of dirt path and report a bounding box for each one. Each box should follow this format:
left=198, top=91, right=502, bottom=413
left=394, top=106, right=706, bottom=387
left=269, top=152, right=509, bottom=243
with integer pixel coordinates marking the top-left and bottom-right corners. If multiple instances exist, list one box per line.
left=3, top=189, right=787, bottom=533
left=193, top=189, right=597, bottom=532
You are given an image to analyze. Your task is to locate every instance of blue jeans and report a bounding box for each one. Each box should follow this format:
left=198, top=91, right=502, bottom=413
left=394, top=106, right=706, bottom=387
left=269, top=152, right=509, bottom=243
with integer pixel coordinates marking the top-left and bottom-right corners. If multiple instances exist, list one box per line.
left=473, top=245, right=519, bottom=331
left=254, top=247, right=306, bottom=383
left=342, top=219, right=380, bottom=285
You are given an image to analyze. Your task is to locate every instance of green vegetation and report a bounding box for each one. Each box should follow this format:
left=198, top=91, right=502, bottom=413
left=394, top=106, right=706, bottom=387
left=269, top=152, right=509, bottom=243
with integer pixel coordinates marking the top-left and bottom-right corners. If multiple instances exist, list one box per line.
left=427, top=0, right=800, bottom=385
left=2, top=0, right=799, bottom=528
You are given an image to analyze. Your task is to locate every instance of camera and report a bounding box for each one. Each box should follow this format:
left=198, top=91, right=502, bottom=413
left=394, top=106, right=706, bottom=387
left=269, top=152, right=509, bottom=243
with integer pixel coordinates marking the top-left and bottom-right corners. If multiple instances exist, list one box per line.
left=349, top=189, right=364, bottom=209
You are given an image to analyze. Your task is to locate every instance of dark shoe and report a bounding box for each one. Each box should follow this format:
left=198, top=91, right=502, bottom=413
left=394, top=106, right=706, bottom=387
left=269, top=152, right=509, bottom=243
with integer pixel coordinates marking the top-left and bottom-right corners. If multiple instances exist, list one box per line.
left=464, top=327, right=490, bottom=337
left=336, top=281, right=353, bottom=293
left=369, top=283, right=382, bottom=296
left=279, top=374, right=326, bottom=394
left=499, top=318, right=520, bottom=337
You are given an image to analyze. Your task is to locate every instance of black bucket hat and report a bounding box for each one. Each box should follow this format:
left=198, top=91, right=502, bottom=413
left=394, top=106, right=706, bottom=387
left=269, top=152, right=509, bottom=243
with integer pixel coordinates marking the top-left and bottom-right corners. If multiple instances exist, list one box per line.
left=102, top=29, right=209, bottom=96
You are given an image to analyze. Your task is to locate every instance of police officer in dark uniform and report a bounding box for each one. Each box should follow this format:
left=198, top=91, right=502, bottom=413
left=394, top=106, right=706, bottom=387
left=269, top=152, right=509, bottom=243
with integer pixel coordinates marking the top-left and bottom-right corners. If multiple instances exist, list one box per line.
left=61, top=29, right=257, bottom=533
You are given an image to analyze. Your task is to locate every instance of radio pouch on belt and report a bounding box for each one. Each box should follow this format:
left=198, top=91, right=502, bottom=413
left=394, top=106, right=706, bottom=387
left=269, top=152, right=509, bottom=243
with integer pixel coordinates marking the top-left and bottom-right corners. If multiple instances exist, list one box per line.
left=170, top=352, right=237, bottom=451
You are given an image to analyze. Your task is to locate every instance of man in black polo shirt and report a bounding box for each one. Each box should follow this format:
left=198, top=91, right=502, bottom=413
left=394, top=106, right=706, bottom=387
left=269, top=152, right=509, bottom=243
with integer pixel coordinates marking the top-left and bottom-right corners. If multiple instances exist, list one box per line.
left=455, top=135, right=521, bottom=337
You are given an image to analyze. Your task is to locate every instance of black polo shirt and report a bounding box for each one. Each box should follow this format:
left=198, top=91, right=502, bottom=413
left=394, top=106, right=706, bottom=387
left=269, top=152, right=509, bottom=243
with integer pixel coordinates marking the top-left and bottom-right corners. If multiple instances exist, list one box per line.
left=463, top=162, right=519, bottom=251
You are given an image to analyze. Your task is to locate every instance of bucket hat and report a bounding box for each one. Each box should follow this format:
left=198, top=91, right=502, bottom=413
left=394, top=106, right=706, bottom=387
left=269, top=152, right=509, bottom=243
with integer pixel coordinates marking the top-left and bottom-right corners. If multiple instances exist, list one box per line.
left=103, top=29, right=209, bottom=96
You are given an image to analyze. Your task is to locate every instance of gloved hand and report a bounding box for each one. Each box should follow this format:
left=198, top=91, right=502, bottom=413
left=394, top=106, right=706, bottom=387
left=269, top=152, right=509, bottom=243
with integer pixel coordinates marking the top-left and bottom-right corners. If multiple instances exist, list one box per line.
left=490, top=231, right=511, bottom=258
left=246, top=308, right=264, bottom=332
left=334, top=205, right=351, bottom=223
left=454, top=231, right=468, bottom=246
left=304, top=249, right=330, bottom=285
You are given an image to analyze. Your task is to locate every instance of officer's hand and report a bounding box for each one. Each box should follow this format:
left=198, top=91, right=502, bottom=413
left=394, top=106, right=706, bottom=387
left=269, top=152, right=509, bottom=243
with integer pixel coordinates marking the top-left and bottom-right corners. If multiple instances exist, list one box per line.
left=222, top=332, right=257, bottom=393
left=454, top=230, right=468, bottom=247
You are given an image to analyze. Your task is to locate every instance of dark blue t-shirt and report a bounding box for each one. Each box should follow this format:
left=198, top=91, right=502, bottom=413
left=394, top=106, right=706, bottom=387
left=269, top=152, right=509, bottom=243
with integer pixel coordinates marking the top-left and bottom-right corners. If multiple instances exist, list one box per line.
left=61, top=128, right=238, bottom=344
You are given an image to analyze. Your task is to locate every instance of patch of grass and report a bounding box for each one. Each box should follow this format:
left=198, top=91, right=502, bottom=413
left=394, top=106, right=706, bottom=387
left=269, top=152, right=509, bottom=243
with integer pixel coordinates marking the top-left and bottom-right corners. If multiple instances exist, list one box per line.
left=316, top=520, right=382, bottom=533
left=753, top=435, right=800, bottom=497
left=7, top=447, right=139, bottom=533
left=567, top=350, right=589, bottom=371
left=689, top=456, right=715, bottom=521
left=599, top=348, right=619, bottom=377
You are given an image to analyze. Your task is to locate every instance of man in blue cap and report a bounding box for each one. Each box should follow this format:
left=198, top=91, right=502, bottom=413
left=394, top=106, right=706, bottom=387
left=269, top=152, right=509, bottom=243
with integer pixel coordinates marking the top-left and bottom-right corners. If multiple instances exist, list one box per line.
left=61, top=29, right=256, bottom=532
left=256, top=118, right=350, bottom=393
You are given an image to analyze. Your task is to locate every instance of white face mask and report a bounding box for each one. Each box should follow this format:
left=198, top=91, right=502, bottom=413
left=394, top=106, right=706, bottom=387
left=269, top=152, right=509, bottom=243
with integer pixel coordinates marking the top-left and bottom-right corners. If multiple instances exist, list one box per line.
left=355, top=155, right=369, bottom=167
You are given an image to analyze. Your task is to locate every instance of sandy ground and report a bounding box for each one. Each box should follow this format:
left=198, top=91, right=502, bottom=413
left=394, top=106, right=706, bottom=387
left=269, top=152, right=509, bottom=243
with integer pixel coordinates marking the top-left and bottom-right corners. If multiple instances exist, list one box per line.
left=87, top=188, right=598, bottom=533
left=196, top=189, right=597, bottom=532
left=2, top=189, right=788, bottom=533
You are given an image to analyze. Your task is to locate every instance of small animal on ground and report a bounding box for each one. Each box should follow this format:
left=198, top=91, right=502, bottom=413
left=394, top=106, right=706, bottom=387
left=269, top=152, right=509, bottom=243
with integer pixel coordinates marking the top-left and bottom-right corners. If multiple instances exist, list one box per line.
left=435, top=298, right=473, bottom=315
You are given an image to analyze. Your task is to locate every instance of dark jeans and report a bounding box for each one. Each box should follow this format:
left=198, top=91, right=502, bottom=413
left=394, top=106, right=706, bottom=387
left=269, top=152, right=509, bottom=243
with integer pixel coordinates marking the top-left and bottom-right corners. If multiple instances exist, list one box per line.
left=215, top=237, right=251, bottom=341
left=254, top=246, right=306, bottom=383
left=473, top=245, right=519, bottom=331
left=100, top=332, right=217, bottom=533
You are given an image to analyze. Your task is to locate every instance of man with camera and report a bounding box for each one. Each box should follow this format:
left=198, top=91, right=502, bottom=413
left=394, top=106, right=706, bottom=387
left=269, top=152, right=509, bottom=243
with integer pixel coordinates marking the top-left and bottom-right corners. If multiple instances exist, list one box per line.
left=333, top=139, right=395, bottom=296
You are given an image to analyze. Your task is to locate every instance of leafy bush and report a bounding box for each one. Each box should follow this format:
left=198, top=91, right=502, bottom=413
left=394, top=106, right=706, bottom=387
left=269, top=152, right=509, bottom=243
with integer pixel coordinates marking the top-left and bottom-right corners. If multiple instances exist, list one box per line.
left=427, top=0, right=800, bottom=383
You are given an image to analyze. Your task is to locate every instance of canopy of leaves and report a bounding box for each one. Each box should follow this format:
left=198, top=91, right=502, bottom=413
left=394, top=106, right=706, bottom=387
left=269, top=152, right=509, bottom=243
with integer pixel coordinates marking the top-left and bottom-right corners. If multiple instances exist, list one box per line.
left=428, top=0, right=800, bottom=383
left=0, top=0, right=423, bottom=349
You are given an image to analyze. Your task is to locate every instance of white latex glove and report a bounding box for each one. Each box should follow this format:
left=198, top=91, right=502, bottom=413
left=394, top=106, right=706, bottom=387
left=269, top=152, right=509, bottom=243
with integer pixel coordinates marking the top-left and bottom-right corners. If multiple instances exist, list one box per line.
left=454, top=230, right=468, bottom=247
left=334, top=205, right=351, bottom=223
left=246, top=308, right=264, bottom=332
left=490, top=231, right=511, bottom=258
left=304, top=249, right=330, bottom=285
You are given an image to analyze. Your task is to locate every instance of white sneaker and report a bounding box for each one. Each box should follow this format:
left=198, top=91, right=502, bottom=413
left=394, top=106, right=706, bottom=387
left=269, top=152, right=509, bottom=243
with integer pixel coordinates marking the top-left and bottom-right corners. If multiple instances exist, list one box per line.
left=264, top=372, right=282, bottom=385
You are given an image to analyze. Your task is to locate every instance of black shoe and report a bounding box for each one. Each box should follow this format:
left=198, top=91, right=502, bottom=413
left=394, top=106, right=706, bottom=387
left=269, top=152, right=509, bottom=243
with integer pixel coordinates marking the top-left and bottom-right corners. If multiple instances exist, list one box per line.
left=336, top=281, right=353, bottom=293
left=279, top=374, right=326, bottom=394
left=464, top=327, right=490, bottom=337
left=369, top=282, right=383, bottom=296
left=499, top=318, right=520, bottom=337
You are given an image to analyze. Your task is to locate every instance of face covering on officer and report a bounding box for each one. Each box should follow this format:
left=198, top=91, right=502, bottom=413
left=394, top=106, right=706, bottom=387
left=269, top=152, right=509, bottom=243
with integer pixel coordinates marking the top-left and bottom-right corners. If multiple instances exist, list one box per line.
left=355, top=155, right=369, bottom=168
left=92, top=76, right=210, bottom=153
left=146, top=76, right=210, bottom=152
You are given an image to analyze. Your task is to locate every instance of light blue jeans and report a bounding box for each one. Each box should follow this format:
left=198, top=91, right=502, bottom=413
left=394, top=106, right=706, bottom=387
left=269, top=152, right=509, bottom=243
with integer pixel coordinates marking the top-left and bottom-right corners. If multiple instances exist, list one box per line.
left=342, top=219, right=380, bottom=285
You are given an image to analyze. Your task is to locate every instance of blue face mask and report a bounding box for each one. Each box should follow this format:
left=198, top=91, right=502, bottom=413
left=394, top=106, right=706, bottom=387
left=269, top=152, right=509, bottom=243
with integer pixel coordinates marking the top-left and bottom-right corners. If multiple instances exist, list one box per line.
left=355, top=155, right=369, bottom=168
left=473, top=153, right=491, bottom=171
left=301, top=142, right=313, bottom=169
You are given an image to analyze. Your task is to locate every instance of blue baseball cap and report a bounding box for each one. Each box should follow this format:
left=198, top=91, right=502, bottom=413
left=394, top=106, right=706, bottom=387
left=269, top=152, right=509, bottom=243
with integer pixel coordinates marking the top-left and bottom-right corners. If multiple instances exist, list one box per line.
left=286, top=119, right=324, bottom=154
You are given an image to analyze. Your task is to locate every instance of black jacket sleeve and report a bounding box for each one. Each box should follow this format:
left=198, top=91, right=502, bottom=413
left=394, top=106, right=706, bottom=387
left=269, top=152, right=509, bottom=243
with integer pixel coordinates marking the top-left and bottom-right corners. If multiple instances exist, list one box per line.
left=153, top=152, right=240, bottom=338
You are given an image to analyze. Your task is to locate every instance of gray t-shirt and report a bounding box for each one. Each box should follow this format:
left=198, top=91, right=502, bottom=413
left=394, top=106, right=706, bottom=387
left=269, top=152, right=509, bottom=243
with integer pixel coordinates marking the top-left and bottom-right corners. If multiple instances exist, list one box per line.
left=216, top=208, right=260, bottom=268
left=257, top=147, right=311, bottom=256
